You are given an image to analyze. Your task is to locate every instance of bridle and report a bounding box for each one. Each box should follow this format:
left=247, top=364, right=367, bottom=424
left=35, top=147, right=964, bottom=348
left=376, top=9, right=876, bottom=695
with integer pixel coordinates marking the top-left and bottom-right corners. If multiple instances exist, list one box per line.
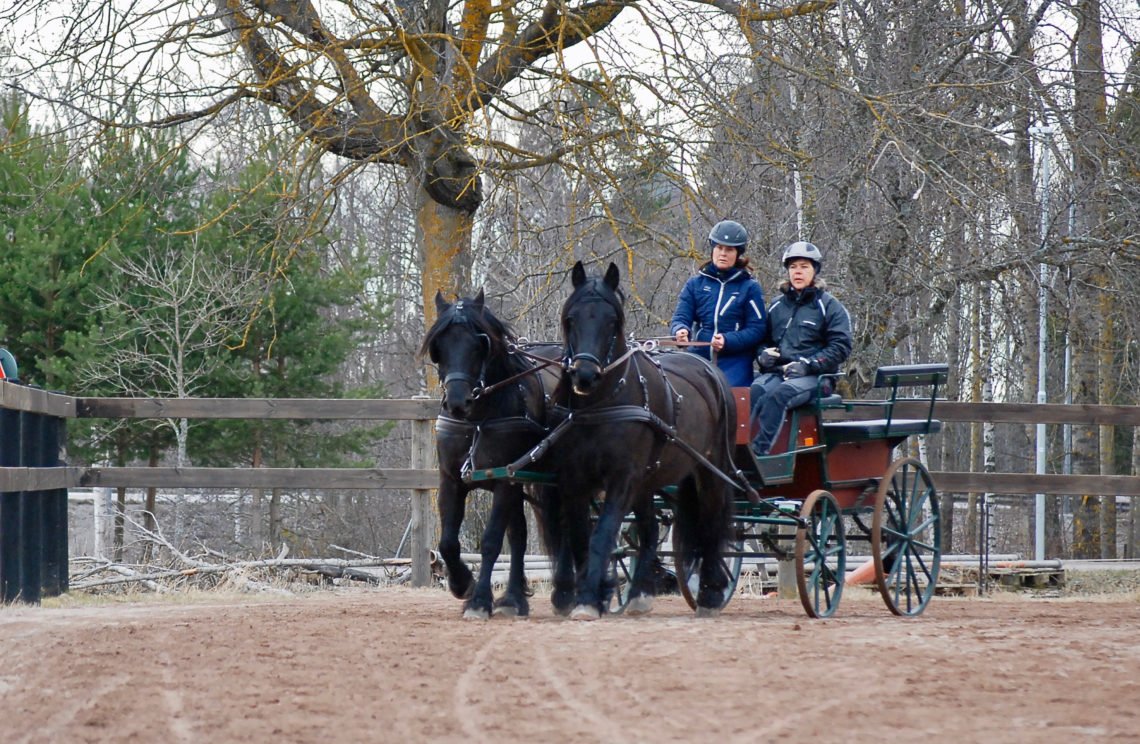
left=562, top=286, right=626, bottom=375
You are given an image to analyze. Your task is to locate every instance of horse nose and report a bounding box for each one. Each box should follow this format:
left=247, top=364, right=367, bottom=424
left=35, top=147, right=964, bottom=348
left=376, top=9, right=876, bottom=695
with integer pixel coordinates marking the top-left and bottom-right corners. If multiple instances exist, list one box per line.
left=443, top=389, right=473, bottom=417
left=570, top=362, right=600, bottom=394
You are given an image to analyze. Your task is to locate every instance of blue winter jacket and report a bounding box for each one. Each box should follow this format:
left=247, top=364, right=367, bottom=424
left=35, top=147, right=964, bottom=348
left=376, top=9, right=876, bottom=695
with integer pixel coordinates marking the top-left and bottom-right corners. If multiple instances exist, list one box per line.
left=670, top=263, right=767, bottom=386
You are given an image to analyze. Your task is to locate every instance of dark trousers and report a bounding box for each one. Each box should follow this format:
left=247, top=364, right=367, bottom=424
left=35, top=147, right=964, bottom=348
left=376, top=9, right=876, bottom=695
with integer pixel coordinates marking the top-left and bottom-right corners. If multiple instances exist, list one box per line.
left=749, top=373, right=819, bottom=454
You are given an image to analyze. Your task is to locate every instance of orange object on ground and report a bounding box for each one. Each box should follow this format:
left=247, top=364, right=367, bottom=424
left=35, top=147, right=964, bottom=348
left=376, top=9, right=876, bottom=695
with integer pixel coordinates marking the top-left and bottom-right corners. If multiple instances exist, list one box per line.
left=847, top=560, right=877, bottom=585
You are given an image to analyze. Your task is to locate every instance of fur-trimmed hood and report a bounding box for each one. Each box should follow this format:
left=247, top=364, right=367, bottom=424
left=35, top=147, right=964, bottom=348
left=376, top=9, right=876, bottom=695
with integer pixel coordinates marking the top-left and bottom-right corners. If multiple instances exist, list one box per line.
left=777, top=276, right=828, bottom=294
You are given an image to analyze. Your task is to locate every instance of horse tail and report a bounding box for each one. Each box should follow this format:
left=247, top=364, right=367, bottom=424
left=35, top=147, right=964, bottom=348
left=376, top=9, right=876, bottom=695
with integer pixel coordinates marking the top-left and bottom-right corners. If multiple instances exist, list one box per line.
left=530, top=484, right=562, bottom=558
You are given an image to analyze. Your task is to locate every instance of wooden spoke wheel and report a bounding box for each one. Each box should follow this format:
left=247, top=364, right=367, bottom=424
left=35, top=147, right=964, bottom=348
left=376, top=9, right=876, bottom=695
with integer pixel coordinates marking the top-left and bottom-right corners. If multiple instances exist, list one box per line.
left=606, top=508, right=676, bottom=614
left=795, top=490, right=847, bottom=619
left=606, top=520, right=639, bottom=614
left=871, top=457, right=941, bottom=616
left=676, top=522, right=744, bottom=611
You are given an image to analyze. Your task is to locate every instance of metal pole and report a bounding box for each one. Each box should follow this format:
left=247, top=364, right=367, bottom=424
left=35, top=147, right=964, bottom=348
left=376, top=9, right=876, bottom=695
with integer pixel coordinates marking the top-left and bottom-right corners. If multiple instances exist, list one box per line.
left=1030, top=125, right=1053, bottom=562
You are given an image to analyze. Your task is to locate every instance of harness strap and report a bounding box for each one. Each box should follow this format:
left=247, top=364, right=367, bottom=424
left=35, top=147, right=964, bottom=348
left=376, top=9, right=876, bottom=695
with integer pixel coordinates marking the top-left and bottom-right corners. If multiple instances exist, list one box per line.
left=561, top=404, right=752, bottom=496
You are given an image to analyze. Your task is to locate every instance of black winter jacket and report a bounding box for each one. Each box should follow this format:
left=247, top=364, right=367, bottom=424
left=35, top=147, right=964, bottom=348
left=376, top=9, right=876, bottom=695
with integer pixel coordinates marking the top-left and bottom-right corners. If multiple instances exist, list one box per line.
left=764, top=280, right=852, bottom=375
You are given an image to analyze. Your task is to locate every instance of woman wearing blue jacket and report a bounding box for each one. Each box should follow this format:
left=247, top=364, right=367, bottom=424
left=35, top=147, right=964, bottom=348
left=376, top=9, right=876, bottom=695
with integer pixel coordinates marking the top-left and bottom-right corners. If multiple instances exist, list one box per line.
left=670, top=220, right=767, bottom=387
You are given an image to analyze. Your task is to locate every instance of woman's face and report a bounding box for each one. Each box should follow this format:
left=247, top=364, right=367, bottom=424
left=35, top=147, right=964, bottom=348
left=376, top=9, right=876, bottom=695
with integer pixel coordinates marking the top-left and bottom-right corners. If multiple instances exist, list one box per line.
left=711, top=243, right=738, bottom=270
left=787, top=258, right=816, bottom=290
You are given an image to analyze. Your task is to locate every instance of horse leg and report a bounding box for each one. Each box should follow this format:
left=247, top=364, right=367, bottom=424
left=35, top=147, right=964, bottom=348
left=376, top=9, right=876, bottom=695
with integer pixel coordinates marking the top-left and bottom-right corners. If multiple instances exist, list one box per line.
left=551, top=493, right=589, bottom=616
left=695, top=472, right=733, bottom=617
left=492, top=484, right=531, bottom=618
left=624, top=494, right=659, bottom=616
left=461, top=482, right=514, bottom=619
left=572, top=484, right=631, bottom=620
left=437, top=478, right=474, bottom=600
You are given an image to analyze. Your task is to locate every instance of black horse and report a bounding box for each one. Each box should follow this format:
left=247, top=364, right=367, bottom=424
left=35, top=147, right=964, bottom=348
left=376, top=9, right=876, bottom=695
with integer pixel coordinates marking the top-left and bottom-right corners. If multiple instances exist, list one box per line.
left=552, top=261, right=736, bottom=619
left=419, top=290, right=561, bottom=619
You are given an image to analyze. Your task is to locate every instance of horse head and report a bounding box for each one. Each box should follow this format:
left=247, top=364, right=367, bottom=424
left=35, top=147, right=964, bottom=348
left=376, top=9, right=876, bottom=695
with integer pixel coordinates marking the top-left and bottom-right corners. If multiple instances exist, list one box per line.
left=562, top=261, right=626, bottom=397
left=421, top=288, right=500, bottom=418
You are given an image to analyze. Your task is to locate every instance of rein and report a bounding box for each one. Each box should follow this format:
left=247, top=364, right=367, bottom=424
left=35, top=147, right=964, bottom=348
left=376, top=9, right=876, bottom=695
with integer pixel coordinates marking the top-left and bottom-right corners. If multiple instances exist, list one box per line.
left=471, top=343, right=561, bottom=399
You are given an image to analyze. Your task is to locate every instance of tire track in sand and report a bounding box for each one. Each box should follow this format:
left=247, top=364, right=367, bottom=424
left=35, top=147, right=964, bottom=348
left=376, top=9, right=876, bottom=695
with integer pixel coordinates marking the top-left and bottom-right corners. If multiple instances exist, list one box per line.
left=10, top=673, right=131, bottom=744
left=157, top=649, right=196, bottom=744
left=452, top=623, right=624, bottom=740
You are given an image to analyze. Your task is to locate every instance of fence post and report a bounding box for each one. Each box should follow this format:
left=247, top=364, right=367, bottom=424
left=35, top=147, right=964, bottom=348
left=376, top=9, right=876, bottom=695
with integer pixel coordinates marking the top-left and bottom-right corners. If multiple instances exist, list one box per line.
left=409, top=402, right=437, bottom=587
left=0, top=406, right=22, bottom=603
left=40, top=413, right=67, bottom=597
left=18, top=409, right=43, bottom=604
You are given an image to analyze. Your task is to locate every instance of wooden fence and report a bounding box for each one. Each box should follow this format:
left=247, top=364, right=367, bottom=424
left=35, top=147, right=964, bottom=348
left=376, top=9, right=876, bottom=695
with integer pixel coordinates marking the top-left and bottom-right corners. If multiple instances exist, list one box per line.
left=2, top=378, right=1139, bottom=604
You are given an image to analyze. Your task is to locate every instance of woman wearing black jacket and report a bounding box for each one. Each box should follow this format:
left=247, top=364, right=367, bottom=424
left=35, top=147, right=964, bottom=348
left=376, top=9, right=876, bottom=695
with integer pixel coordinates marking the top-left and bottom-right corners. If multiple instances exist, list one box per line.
left=750, top=241, right=852, bottom=456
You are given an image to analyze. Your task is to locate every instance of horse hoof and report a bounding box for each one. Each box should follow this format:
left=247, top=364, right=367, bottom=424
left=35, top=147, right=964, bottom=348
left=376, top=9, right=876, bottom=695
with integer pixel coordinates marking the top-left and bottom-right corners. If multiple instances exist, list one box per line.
left=462, top=607, right=490, bottom=621
left=552, top=604, right=572, bottom=618
left=695, top=606, right=721, bottom=619
left=625, top=595, right=654, bottom=616
left=570, top=605, right=601, bottom=621
left=492, top=605, right=522, bottom=619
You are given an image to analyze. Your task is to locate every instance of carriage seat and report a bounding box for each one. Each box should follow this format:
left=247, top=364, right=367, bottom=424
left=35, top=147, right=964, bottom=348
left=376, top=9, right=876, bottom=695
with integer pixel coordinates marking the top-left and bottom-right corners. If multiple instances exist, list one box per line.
left=820, top=363, right=948, bottom=444
left=822, top=417, right=942, bottom=442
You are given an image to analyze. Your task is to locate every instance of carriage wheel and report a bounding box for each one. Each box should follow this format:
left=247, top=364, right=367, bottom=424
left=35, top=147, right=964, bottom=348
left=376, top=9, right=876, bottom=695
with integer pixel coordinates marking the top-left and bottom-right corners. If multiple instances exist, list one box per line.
left=871, top=457, right=941, bottom=617
left=675, top=523, right=744, bottom=611
left=795, top=490, right=846, bottom=619
left=606, top=520, right=639, bottom=614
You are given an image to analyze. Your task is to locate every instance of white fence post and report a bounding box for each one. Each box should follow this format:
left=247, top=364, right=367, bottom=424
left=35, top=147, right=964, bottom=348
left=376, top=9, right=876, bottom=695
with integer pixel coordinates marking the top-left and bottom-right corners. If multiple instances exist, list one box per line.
left=410, top=402, right=436, bottom=587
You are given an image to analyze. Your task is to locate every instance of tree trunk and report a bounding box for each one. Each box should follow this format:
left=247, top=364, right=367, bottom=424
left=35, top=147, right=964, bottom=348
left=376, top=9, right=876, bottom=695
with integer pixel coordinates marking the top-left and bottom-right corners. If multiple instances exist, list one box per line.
left=251, top=438, right=264, bottom=550
left=1130, top=430, right=1140, bottom=559
left=269, top=488, right=282, bottom=549
left=114, top=486, right=126, bottom=561
left=142, top=446, right=159, bottom=563
left=1098, top=309, right=1117, bottom=557
left=1069, top=0, right=1109, bottom=559
left=417, top=184, right=474, bottom=319
left=965, top=283, right=982, bottom=554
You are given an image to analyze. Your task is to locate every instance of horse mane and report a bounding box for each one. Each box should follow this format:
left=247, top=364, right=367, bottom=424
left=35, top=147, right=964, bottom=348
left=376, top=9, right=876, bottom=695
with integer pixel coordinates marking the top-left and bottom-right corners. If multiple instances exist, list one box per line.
left=562, top=274, right=626, bottom=326
left=419, top=296, right=531, bottom=375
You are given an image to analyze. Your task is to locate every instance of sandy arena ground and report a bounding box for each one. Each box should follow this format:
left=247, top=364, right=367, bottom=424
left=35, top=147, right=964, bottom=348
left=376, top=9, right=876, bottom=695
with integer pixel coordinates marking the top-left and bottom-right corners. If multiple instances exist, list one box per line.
left=1, top=587, right=1138, bottom=743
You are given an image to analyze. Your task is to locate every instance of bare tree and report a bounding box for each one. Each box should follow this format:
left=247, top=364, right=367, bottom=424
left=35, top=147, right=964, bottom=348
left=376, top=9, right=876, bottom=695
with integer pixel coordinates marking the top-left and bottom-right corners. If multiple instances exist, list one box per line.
left=5, top=0, right=839, bottom=321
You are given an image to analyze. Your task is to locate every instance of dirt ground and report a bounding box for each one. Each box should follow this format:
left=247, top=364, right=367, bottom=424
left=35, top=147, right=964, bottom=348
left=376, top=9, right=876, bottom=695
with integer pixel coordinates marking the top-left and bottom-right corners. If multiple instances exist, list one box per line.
left=2, top=587, right=1138, bottom=744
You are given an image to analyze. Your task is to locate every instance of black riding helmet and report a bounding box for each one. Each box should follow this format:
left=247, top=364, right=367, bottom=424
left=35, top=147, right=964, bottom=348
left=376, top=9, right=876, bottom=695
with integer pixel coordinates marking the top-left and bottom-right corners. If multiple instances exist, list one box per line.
left=708, top=220, right=748, bottom=253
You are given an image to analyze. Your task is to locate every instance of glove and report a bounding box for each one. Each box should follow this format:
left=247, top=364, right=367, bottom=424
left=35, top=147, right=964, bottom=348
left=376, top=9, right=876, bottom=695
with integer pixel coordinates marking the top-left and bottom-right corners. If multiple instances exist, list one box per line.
left=758, top=347, right=780, bottom=371
left=782, top=359, right=811, bottom=379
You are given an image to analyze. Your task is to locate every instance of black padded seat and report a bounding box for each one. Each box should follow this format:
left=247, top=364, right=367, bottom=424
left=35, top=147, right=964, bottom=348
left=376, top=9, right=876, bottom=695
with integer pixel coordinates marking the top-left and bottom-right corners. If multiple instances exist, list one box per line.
left=822, top=418, right=942, bottom=442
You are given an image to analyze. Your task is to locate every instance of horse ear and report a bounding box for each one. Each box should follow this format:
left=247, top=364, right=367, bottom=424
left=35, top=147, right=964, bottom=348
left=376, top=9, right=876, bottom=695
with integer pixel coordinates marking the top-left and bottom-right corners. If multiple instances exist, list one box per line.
left=472, top=288, right=485, bottom=312
left=604, top=262, right=620, bottom=291
left=571, top=261, right=586, bottom=288
left=434, top=290, right=448, bottom=313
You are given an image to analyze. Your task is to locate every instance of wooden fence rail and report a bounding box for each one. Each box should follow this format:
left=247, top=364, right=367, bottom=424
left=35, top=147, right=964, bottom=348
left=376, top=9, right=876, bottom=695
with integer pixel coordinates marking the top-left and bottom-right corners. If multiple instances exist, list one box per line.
left=3, top=380, right=1140, bottom=604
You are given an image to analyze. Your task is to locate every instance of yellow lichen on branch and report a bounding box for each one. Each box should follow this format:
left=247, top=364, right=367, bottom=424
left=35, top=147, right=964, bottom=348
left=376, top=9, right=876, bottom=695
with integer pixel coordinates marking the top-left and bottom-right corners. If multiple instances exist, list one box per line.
left=458, top=0, right=493, bottom=73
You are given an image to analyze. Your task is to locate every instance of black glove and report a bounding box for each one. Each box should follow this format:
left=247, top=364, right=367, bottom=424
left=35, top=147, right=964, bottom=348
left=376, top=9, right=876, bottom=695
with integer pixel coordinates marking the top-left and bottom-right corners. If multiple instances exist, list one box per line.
left=782, top=359, right=810, bottom=379
left=758, top=347, right=780, bottom=371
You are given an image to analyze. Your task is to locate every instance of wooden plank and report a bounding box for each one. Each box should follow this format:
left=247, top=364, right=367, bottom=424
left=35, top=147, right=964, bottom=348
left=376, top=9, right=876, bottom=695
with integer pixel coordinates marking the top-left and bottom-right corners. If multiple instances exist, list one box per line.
left=5, top=465, right=1130, bottom=497
left=76, top=397, right=439, bottom=420
left=931, top=471, right=1140, bottom=497
left=78, top=467, right=439, bottom=490
left=0, top=466, right=82, bottom=491
left=0, top=381, right=76, bottom=418
left=827, top=400, right=1140, bottom=426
